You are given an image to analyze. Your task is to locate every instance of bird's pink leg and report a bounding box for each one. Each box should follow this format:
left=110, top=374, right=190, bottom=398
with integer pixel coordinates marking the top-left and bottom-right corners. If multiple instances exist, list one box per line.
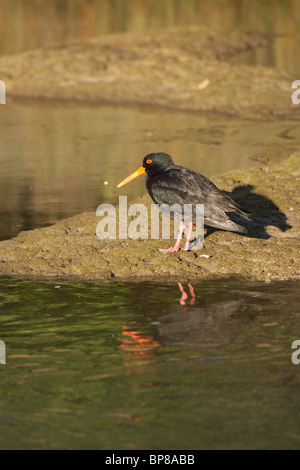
left=159, top=221, right=185, bottom=253
left=181, top=221, right=193, bottom=251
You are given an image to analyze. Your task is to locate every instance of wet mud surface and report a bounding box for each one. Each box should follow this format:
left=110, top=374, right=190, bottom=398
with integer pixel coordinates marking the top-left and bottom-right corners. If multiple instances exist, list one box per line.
left=0, top=26, right=295, bottom=118
left=0, top=154, right=299, bottom=283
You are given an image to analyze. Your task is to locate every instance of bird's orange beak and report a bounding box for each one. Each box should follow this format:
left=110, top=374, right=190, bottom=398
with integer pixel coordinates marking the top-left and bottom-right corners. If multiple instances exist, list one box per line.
left=117, top=166, right=145, bottom=188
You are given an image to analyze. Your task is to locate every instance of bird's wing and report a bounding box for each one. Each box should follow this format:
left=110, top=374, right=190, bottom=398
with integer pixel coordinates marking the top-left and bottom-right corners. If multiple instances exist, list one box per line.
left=147, top=168, right=250, bottom=232
left=148, top=168, right=248, bottom=215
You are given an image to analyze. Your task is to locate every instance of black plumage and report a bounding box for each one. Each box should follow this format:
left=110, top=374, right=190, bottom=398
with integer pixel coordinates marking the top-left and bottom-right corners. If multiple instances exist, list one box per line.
left=117, top=152, right=251, bottom=252
left=143, top=152, right=251, bottom=233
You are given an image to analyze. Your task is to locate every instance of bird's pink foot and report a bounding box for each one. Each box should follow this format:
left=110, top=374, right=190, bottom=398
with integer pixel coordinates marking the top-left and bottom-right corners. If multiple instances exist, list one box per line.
left=181, top=243, right=189, bottom=251
left=159, top=220, right=185, bottom=253
left=159, top=244, right=180, bottom=253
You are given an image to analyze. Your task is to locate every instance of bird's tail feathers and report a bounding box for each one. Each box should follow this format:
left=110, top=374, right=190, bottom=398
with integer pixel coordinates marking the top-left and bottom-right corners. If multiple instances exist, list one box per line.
left=223, top=195, right=251, bottom=220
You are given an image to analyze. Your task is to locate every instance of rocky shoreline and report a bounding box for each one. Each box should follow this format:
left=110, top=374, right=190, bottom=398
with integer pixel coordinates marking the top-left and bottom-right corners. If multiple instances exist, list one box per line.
left=0, top=153, right=299, bottom=283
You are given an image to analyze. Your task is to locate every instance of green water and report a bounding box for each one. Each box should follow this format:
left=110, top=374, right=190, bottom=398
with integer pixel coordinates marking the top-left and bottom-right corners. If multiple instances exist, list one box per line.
left=0, top=277, right=299, bottom=449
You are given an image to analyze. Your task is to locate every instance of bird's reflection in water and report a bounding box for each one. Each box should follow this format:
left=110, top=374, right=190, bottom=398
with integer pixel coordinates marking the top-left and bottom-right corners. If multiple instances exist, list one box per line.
left=118, top=326, right=161, bottom=362
left=178, top=282, right=196, bottom=305
left=118, top=284, right=196, bottom=360
left=118, top=283, right=246, bottom=359
left=156, top=284, right=246, bottom=349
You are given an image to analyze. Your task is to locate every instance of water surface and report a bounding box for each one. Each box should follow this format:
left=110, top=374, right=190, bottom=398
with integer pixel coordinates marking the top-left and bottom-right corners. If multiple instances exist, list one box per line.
left=0, top=277, right=299, bottom=449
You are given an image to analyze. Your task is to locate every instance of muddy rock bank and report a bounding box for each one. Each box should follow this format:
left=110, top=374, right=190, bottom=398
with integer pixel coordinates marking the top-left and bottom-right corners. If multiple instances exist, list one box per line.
left=0, top=154, right=299, bottom=282
left=0, top=26, right=295, bottom=118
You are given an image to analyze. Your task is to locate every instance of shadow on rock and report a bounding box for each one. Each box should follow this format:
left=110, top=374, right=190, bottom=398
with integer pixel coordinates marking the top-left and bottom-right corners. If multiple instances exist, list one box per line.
left=217, top=184, right=292, bottom=239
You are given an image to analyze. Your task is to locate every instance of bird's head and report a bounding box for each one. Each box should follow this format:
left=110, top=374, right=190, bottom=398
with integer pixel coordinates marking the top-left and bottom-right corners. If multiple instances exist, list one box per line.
left=117, top=152, right=174, bottom=188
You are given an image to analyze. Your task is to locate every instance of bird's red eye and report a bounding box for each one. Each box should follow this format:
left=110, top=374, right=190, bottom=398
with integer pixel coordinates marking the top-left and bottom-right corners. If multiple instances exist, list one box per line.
left=146, top=159, right=152, bottom=164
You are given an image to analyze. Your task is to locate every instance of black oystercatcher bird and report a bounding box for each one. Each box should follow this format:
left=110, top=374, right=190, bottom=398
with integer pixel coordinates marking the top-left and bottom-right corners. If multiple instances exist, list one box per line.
left=117, top=152, right=251, bottom=252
